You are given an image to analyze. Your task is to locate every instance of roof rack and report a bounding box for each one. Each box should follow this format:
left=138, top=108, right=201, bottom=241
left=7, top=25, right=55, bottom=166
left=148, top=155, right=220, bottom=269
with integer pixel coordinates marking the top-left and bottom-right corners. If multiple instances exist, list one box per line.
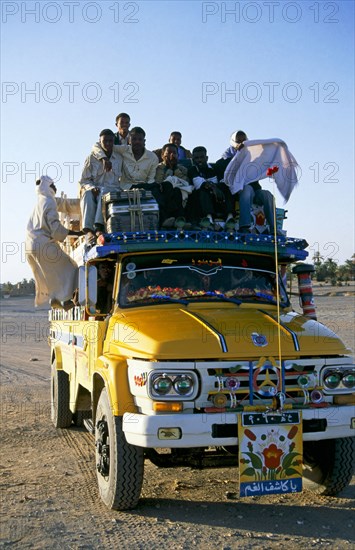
left=83, top=229, right=308, bottom=263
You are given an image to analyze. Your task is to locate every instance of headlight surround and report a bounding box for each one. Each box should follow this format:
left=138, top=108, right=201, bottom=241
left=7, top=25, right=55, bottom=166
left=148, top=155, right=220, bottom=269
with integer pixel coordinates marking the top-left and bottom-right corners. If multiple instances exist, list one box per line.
left=321, top=366, right=355, bottom=393
left=149, top=371, right=198, bottom=400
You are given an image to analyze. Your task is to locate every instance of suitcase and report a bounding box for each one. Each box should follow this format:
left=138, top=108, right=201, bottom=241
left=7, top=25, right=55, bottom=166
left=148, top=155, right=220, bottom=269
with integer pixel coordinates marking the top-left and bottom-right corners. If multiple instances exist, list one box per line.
left=102, top=189, right=159, bottom=233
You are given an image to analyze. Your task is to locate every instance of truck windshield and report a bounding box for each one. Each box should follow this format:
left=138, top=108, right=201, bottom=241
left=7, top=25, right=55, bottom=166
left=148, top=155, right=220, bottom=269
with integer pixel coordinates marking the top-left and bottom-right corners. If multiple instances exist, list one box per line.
left=118, top=252, right=289, bottom=308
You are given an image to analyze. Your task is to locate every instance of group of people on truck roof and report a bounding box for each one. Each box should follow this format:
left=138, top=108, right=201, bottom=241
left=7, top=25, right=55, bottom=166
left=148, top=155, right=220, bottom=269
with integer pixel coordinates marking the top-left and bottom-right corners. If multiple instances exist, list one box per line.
left=79, top=111, right=278, bottom=244
left=26, top=112, right=298, bottom=309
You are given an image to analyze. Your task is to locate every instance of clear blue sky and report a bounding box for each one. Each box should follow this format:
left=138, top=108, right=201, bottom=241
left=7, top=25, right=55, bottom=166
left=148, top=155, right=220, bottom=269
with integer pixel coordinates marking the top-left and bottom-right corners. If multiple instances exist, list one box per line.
left=1, top=0, right=354, bottom=282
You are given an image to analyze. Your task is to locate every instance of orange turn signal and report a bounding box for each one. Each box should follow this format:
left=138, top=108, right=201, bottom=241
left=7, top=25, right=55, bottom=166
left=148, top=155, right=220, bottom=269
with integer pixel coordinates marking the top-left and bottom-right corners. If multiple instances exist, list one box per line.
left=153, top=402, right=183, bottom=412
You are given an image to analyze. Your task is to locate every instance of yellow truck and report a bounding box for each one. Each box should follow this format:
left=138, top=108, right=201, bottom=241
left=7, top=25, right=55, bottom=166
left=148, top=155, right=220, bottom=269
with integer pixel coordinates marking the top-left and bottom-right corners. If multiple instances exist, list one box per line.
left=49, top=228, right=355, bottom=510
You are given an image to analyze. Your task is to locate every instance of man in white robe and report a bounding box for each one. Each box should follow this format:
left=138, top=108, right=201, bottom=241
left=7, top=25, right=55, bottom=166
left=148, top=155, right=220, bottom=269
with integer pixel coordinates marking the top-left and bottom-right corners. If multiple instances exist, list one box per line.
left=26, top=176, right=81, bottom=308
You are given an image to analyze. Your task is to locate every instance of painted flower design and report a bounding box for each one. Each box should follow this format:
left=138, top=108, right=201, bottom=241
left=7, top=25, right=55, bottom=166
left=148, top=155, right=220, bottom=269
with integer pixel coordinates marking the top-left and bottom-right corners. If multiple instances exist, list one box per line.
left=262, top=443, right=284, bottom=469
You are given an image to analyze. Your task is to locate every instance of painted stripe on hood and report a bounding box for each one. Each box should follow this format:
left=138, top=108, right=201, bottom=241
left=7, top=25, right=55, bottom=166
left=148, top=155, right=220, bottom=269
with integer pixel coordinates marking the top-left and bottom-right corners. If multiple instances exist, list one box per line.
left=259, top=309, right=300, bottom=351
left=180, top=309, right=228, bottom=353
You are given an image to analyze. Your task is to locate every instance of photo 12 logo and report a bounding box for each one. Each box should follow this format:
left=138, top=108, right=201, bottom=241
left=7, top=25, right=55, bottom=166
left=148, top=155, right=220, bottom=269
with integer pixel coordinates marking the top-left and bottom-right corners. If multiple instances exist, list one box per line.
left=1, top=161, right=81, bottom=184
left=2, top=81, right=140, bottom=104
left=201, top=81, right=340, bottom=104
left=201, top=2, right=340, bottom=24
left=1, top=2, right=140, bottom=24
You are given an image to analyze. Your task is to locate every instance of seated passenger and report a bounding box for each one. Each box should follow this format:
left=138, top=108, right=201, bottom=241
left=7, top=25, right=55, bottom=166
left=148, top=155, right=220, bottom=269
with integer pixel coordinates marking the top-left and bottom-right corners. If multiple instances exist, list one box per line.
left=217, top=131, right=276, bottom=234
left=187, top=146, right=234, bottom=230
left=114, top=112, right=131, bottom=145
left=153, top=131, right=192, bottom=162
left=92, top=126, right=159, bottom=191
left=26, top=176, right=82, bottom=309
left=154, top=143, right=193, bottom=228
left=221, top=130, right=247, bottom=160
left=79, top=129, right=122, bottom=243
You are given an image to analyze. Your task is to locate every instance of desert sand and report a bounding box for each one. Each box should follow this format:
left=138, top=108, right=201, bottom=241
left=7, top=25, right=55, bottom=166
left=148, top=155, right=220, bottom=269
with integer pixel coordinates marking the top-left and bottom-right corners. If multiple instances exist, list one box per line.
left=0, top=292, right=354, bottom=549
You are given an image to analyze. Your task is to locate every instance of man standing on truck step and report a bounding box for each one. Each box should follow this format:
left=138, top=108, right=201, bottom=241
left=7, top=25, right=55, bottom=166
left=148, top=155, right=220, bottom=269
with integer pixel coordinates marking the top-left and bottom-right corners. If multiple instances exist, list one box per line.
left=79, top=129, right=122, bottom=244
left=26, top=175, right=82, bottom=308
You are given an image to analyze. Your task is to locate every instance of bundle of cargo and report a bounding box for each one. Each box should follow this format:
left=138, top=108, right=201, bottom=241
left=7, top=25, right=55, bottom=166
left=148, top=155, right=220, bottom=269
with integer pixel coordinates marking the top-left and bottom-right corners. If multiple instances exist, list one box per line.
left=102, top=189, right=159, bottom=233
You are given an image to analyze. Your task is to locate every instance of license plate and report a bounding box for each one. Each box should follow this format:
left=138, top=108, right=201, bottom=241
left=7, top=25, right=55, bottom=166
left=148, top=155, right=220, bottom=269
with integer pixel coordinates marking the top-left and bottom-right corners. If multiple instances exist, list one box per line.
left=239, top=412, right=303, bottom=497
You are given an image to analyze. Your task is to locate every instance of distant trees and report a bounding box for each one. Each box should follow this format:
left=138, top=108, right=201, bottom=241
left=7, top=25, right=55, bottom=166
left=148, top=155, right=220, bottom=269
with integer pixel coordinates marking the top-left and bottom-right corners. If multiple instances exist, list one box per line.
left=1, top=279, right=35, bottom=296
left=2, top=281, right=14, bottom=294
left=312, top=253, right=355, bottom=285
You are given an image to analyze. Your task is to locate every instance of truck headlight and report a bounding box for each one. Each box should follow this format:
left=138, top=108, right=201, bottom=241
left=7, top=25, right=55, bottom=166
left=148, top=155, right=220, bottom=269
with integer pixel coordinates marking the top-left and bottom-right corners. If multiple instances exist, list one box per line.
left=342, top=371, right=355, bottom=389
left=149, top=371, right=198, bottom=400
left=173, top=375, right=194, bottom=396
left=153, top=375, right=173, bottom=395
left=321, top=366, right=355, bottom=393
left=323, top=372, right=341, bottom=389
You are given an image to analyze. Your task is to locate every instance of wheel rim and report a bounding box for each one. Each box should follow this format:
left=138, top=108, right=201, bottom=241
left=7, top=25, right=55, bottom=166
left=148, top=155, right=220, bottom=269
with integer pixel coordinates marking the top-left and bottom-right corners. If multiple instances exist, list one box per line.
left=96, top=418, right=110, bottom=477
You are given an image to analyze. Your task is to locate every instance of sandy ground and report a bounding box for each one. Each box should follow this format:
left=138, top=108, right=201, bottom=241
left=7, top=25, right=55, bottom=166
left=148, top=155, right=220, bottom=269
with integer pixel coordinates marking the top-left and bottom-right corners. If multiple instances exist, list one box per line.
left=0, top=293, right=354, bottom=549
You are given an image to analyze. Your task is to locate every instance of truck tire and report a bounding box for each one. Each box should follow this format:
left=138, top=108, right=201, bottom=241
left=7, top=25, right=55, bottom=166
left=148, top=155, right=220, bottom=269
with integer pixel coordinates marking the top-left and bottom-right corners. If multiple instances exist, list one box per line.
left=303, top=437, right=355, bottom=496
left=95, top=388, right=144, bottom=510
left=51, top=361, right=73, bottom=428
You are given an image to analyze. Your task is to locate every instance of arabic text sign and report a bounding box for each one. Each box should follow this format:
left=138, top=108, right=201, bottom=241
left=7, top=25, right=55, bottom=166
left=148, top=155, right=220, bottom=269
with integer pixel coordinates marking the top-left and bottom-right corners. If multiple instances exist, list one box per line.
left=239, top=412, right=303, bottom=497
left=241, top=478, right=302, bottom=497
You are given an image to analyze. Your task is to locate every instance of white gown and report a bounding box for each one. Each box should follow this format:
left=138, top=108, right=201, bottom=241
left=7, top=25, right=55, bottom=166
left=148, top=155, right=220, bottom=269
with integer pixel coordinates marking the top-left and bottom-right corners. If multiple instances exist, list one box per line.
left=26, top=176, right=78, bottom=307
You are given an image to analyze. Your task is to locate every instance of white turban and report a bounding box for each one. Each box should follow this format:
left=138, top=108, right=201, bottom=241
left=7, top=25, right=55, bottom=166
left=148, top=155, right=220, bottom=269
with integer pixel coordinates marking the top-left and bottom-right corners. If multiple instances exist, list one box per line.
left=230, top=131, right=246, bottom=148
left=230, top=132, right=239, bottom=147
left=36, top=175, right=55, bottom=197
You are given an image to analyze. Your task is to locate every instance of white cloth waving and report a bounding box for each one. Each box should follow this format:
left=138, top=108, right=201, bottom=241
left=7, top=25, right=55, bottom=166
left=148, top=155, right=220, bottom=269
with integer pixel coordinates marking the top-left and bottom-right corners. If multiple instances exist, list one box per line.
left=224, top=138, right=299, bottom=202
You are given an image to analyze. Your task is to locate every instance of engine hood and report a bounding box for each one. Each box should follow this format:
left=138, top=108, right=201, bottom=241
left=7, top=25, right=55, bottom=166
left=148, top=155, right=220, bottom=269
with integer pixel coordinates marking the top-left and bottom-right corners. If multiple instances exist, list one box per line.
left=106, top=305, right=350, bottom=359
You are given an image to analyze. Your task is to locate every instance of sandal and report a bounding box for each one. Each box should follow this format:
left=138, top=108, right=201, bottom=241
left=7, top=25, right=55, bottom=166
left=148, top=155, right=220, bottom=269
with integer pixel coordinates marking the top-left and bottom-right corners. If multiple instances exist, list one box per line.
left=225, top=218, right=236, bottom=231
left=200, top=217, right=214, bottom=230
left=175, top=217, right=192, bottom=230
left=161, top=217, right=175, bottom=229
left=85, top=232, right=96, bottom=246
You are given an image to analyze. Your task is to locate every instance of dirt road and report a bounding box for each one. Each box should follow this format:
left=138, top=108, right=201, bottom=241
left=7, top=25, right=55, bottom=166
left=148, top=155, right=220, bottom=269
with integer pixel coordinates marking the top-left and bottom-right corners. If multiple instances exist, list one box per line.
left=0, top=296, right=354, bottom=549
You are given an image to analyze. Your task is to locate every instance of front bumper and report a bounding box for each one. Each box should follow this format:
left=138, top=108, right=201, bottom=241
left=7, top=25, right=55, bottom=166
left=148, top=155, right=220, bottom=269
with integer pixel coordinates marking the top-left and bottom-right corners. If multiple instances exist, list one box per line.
left=123, top=406, right=355, bottom=448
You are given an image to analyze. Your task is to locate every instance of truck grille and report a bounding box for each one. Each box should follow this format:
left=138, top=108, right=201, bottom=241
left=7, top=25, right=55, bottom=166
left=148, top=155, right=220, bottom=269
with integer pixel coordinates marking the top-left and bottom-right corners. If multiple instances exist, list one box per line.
left=195, top=359, right=323, bottom=411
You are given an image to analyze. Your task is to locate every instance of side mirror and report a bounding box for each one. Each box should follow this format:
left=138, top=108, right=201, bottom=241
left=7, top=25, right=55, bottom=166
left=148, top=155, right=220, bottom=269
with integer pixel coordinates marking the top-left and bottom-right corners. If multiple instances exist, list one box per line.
left=78, top=265, right=97, bottom=308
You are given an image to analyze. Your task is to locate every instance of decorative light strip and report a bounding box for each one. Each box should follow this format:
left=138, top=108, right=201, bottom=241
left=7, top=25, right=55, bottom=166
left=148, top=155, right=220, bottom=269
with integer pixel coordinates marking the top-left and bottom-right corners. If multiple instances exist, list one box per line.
left=88, top=230, right=308, bottom=261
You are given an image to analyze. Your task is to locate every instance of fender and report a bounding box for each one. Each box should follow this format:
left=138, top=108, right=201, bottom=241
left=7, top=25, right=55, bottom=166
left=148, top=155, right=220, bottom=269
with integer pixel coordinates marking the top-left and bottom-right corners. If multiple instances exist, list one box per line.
left=52, top=345, right=64, bottom=370
left=94, top=354, right=137, bottom=417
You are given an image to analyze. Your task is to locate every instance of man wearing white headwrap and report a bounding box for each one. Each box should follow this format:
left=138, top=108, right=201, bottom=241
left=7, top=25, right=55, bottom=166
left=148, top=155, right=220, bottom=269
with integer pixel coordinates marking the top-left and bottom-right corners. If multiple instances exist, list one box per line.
left=221, top=130, right=247, bottom=160
left=26, top=176, right=81, bottom=308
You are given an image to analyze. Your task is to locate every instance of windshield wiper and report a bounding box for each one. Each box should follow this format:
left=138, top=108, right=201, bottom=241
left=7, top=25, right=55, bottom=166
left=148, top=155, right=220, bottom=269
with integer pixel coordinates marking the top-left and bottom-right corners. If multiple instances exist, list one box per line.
left=150, top=294, right=189, bottom=306
left=246, top=291, right=287, bottom=307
